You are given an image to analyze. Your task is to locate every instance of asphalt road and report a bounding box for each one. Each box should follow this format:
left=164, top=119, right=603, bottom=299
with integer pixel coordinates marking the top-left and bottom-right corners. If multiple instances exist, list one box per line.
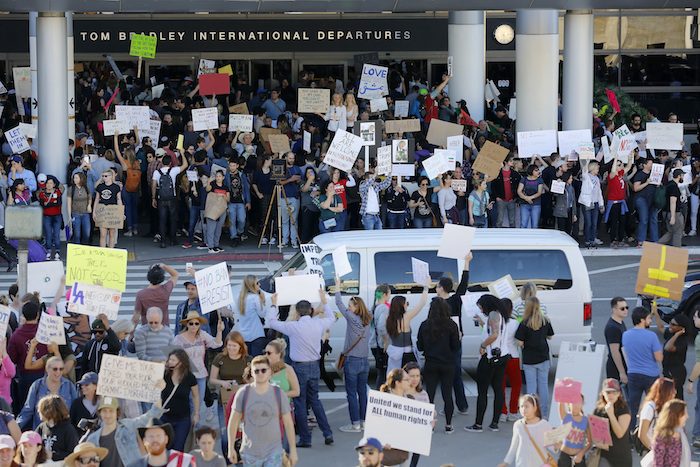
left=293, top=254, right=686, bottom=466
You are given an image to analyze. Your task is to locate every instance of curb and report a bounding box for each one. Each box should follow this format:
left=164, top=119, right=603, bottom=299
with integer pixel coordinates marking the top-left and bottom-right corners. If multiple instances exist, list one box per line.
left=581, top=247, right=700, bottom=257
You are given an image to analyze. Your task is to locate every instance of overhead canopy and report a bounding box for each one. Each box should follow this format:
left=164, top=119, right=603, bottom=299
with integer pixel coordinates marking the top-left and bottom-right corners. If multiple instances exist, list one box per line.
left=0, top=0, right=694, bottom=13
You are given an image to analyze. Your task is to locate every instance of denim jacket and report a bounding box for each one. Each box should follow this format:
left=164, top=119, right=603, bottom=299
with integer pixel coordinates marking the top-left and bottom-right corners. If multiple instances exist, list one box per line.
left=18, top=377, right=79, bottom=429
left=86, top=405, right=165, bottom=467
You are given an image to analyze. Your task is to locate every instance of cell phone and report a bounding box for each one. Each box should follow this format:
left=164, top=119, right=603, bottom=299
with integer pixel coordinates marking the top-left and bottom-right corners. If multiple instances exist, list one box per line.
left=186, top=262, right=193, bottom=270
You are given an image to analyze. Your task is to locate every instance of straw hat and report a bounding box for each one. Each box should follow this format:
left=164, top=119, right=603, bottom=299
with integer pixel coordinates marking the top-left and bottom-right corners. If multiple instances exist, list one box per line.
left=179, top=310, right=208, bottom=326
left=237, top=132, right=255, bottom=143
left=64, top=443, right=109, bottom=467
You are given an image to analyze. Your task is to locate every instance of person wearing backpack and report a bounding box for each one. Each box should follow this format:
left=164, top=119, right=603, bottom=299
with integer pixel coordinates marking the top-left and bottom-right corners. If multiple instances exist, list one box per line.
left=227, top=355, right=298, bottom=466
left=114, top=132, right=142, bottom=237
left=151, top=153, right=188, bottom=249
left=93, top=170, right=122, bottom=248
left=632, top=158, right=660, bottom=246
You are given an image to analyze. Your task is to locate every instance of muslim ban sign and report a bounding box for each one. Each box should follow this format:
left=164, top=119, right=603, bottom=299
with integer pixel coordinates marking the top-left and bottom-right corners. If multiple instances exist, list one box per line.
left=297, top=88, right=330, bottom=114
left=97, top=354, right=165, bottom=403
left=67, top=282, right=122, bottom=321
left=324, top=129, right=363, bottom=173
left=66, top=244, right=128, bottom=292
left=195, top=262, right=233, bottom=314
left=129, top=33, right=158, bottom=59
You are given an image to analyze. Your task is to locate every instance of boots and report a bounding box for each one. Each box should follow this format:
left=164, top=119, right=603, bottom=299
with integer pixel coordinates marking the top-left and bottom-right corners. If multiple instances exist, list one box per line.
left=0, top=243, right=16, bottom=272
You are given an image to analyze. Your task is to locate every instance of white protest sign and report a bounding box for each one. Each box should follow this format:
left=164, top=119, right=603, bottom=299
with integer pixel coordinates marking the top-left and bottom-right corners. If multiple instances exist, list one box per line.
left=324, top=129, right=363, bottom=173
left=300, top=243, right=323, bottom=278
left=509, top=98, right=516, bottom=120
left=370, top=98, right=388, bottom=112
left=186, top=170, right=198, bottom=183
left=411, top=258, right=430, bottom=284
left=67, top=282, right=122, bottom=320
left=682, top=165, right=692, bottom=186
left=376, top=146, right=392, bottom=176
left=102, top=119, right=131, bottom=137
left=19, top=123, right=36, bottom=140
left=557, top=129, right=592, bottom=159
left=27, top=261, right=64, bottom=300
left=6, top=126, right=30, bottom=154
left=228, top=114, right=253, bottom=133
left=197, top=59, right=216, bottom=77
left=601, top=135, right=613, bottom=164
left=647, top=122, right=683, bottom=150
left=97, top=354, right=165, bottom=402
left=577, top=142, right=595, bottom=160
left=447, top=55, right=453, bottom=77
left=613, top=124, right=637, bottom=159
left=115, top=105, right=150, bottom=130
left=544, top=423, right=573, bottom=446
left=192, top=107, right=220, bottom=132
left=488, top=274, right=519, bottom=300
left=332, top=245, right=352, bottom=278
left=392, top=164, right=415, bottom=178
left=303, top=130, right=311, bottom=153
left=274, top=274, right=324, bottom=306
left=650, top=163, right=665, bottom=185
left=0, top=81, right=7, bottom=95
left=0, top=306, right=9, bottom=337
left=36, top=313, right=66, bottom=345
left=517, top=130, right=558, bottom=159
left=435, top=148, right=455, bottom=171
left=447, top=135, right=463, bottom=164
left=151, top=84, right=165, bottom=99
left=394, top=100, right=409, bottom=118
left=195, top=262, right=233, bottom=314
left=139, top=120, right=162, bottom=145
left=364, top=389, right=434, bottom=456
left=451, top=179, right=467, bottom=192
left=437, top=224, right=476, bottom=259
left=422, top=152, right=451, bottom=180
left=392, top=139, right=409, bottom=164
left=357, top=64, right=389, bottom=100
left=12, top=67, right=31, bottom=98
left=550, top=180, right=566, bottom=195
left=360, top=122, right=376, bottom=146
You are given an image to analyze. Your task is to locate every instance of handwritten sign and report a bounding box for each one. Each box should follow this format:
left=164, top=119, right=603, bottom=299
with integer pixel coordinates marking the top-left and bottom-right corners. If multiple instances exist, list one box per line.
left=27, top=261, right=64, bottom=300
left=297, top=88, right=330, bottom=114
left=274, top=274, right=325, bottom=306
left=357, top=64, right=389, bottom=100
left=635, top=242, right=688, bottom=300
left=411, top=258, right=430, bottom=284
left=451, top=179, right=467, bottom=192
left=0, top=306, right=11, bottom=338
left=647, top=122, right=683, bottom=151
left=589, top=415, right=613, bottom=447
left=360, top=122, right=376, bottom=146
left=613, top=124, right=638, bottom=159
left=197, top=59, right=215, bottom=77
left=422, top=152, right=451, bottom=180
left=129, top=33, right=157, bottom=59
left=301, top=243, right=323, bottom=278
left=94, top=204, right=124, bottom=229
left=553, top=378, right=583, bottom=404
left=375, top=146, right=392, bottom=176
left=6, top=126, right=30, bottom=154
left=649, top=163, right=665, bottom=185
left=544, top=423, right=572, bottom=446
left=364, top=389, right=434, bottom=456
left=488, top=274, right=518, bottom=300
left=195, top=262, right=233, bottom=314
left=97, top=354, right=165, bottom=403
left=557, top=129, right=592, bottom=160
left=370, top=98, right=388, bottom=112
left=102, top=119, right=131, bottom=137
left=332, top=245, right=352, bottom=278
left=437, top=224, right=476, bottom=259
left=139, top=120, right=162, bottom=146
left=115, top=105, right=150, bottom=130
left=66, top=244, right=128, bottom=291
left=12, top=67, right=31, bottom=98
left=19, top=123, right=36, bottom=140
left=447, top=135, right=463, bottom=164
left=228, top=114, right=253, bottom=133
left=436, top=149, right=455, bottom=171
left=392, top=164, right=415, bottom=178
left=192, top=107, right=219, bottom=131
left=472, top=141, right=509, bottom=180
left=426, top=119, right=464, bottom=148
left=394, top=100, right=409, bottom=118
left=303, top=130, right=311, bottom=153
left=324, top=129, right=363, bottom=173
left=37, top=313, right=66, bottom=345
left=517, top=130, right=557, bottom=159
left=385, top=119, right=421, bottom=135
left=268, top=134, right=291, bottom=155
left=67, top=282, right=121, bottom=320
left=551, top=180, right=566, bottom=195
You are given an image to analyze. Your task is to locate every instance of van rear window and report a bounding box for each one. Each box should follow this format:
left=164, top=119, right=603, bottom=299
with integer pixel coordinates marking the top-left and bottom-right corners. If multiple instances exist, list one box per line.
left=374, top=251, right=458, bottom=293
left=467, top=250, right=573, bottom=291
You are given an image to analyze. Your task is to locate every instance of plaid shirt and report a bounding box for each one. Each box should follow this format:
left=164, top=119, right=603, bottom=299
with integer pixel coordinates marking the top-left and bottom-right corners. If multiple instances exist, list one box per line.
left=359, top=177, right=392, bottom=216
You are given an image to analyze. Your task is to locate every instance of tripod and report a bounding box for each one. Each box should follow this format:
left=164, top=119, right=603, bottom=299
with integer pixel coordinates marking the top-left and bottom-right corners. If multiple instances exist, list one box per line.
left=258, top=182, right=299, bottom=251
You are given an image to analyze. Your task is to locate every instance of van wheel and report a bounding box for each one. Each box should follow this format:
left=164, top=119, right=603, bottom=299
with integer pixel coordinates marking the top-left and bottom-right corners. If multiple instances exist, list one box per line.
left=685, top=297, right=700, bottom=319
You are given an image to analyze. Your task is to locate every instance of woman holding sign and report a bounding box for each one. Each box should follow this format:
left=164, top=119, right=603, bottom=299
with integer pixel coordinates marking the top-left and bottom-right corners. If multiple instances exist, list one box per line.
left=592, top=378, right=632, bottom=467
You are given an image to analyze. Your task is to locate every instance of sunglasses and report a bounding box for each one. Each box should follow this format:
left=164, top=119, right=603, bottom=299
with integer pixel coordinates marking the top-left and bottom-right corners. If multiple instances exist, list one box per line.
left=188, top=321, right=201, bottom=327
left=148, top=321, right=160, bottom=325
left=50, top=367, right=65, bottom=372
left=93, top=330, right=105, bottom=334
left=253, top=368, right=268, bottom=375
left=78, top=457, right=101, bottom=464
left=101, top=175, right=110, bottom=179
left=618, top=306, right=629, bottom=310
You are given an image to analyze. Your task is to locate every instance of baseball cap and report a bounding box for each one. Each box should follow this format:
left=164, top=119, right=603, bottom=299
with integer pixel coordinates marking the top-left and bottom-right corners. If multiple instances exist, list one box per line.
left=97, top=396, right=120, bottom=411
left=356, top=437, right=383, bottom=452
left=0, top=435, right=15, bottom=450
left=155, top=148, right=166, bottom=157
left=91, top=320, right=107, bottom=332
left=183, top=281, right=195, bottom=288
left=37, top=173, right=47, bottom=183
left=602, top=378, right=621, bottom=392
left=10, top=155, right=22, bottom=163
left=18, top=431, right=42, bottom=446
left=78, top=371, right=98, bottom=386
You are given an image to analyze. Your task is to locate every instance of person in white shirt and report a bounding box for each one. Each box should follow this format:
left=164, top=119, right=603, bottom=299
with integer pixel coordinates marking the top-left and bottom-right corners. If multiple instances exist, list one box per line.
left=319, top=93, right=347, bottom=135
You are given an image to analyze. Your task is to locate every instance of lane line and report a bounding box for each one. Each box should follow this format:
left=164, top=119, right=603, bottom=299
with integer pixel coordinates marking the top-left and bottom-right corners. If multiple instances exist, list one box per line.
left=588, top=263, right=640, bottom=275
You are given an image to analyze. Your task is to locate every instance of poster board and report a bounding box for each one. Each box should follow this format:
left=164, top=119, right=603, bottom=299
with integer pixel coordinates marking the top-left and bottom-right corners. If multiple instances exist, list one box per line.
left=97, top=354, right=165, bottom=403
left=268, top=134, right=291, bottom=155
left=66, top=244, right=128, bottom=291
left=258, top=127, right=281, bottom=142
left=357, top=64, right=389, bottom=100
left=199, top=73, right=230, bottom=95
left=37, top=313, right=66, bottom=345
left=151, top=84, right=165, bottom=99
left=218, top=64, right=233, bottom=76
left=12, top=67, right=31, bottom=98
left=488, top=275, right=519, bottom=300
left=446, top=135, right=463, bottom=164
left=360, top=122, right=376, bottom=146
left=517, top=130, right=557, bottom=159
left=228, top=103, right=249, bottom=115
left=649, top=163, right=665, bottom=185
left=0, top=306, right=10, bottom=338
left=370, top=98, right=388, bottom=112
left=102, top=119, right=131, bottom=137
left=94, top=204, right=125, bottom=229
left=422, top=152, right=451, bottom=180
left=297, top=88, right=330, bottom=114
left=300, top=243, right=324, bottom=278
left=129, top=33, right=157, bottom=58
left=392, top=164, right=415, bottom=178
left=197, top=59, right=216, bottom=76
left=195, top=262, right=233, bottom=314
left=67, top=282, right=122, bottom=320
left=451, top=179, right=467, bottom=192
left=274, top=274, right=324, bottom=306
left=426, top=119, right=464, bottom=148
left=612, top=125, right=638, bottom=160
left=646, top=122, right=683, bottom=150
left=324, top=129, right=363, bottom=173
left=192, top=107, right=219, bottom=131
left=472, top=141, right=509, bottom=180
left=635, top=242, right=688, bottom=300
left=139, top=120, right=162, bottom=146
left=385, top=119, right=421, bottom=135
left=558, top=129, right=592, bottom=160
left=437, top=224, right=476, bottom=259
left=332, top=246, right=352, bottom=278
left=228, top=114, right=253, bottom=133
left=27, top=261, right=65, bottom=300
left=115, top=105, right=150, bottom=130
left=6, top=126, right=30, bottom=154
left=394, top=100, right=409, bottom=118
left=392, top=139, right=409, bottom=164
left=19, top=123, right=37, bottom=140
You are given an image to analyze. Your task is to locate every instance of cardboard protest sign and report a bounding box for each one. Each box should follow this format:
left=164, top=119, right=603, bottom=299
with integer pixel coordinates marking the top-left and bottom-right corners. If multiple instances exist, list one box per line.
left=228, top=114, right=253, bottom=133
left=27, top=261, right=64, bottom=300
left=422, top=152, right=451, bottom=180
left=364, top=389, right=434, bottom=456
left=218, top=64, right=233, bottom=76
left=370, top=98, right=388, bottom=112
left=199, top=73, right=230, bottom=95
left=360, top=122, right=376, bottom=146
left=274, top=274, right=324, bottom=306
left=411, top=258, right=430, bottom=284
left=376, top=146, right=392, bottom=176
left=19, top=123, right=36, bottom=140
left=139, top=120, right=162, bottom=146
left=551, top=180, right=566, bottom=195
left=268, top=134, right=291, bottom=155
left=67, top=282, right=121, bottom=320
left=102, top=119, right=131, bottom=137
left=647, top=122, right=683, bottom=150
left=0, top=306, right=10, bottom=339
left=488, top=275, right=518, bottom=300
left=297, top=88, right=330, bottom=114
left=66, top=244, right=128, bottom=291
left=437, top=224, right=476, bottom=259
left=517, top=130, right=557, bottom=159
left=447, top=135, right=463, bottom=164
left=332, top=245, right=352, bottom=278
left=303, top=131, right=311, bottom=153
left=151, top=84, right=165, bottom=99
left=6, top=126, right=30, bottom=154
left=37, top=313, right=66, bottom=345
left=553, top=378, right=583, bottom=404
left=385, top=119, right=421, bottom=135
left=649, top=163, right=665, bottom=185
left=229, top=103, right=249, bottom=115
left=129, top=33, right=157, bottom=59
left=544, top=424, right=573, bottom=447
left=258, top=127, right=280, bottom=142
left=300, top=243, right=323, bottom=278
left=186, top=170, right=198, bottom=183
left=357, top=64, right=389, bottom=100
left=392, top=139, right=409, bottom=164
left=324, top=129, right=363, bottom=173
left=392, top=164, right=415, bottom=178
left=192, top=107, right=219, bottom=131
left=451, top=179, right=467, bottom=192
left=635, top=242, right=688, bottom=300
left=12, top=67, right=31, bottom=98
left=394, top=100, right=409, bottom=118
left=94, top=204, right=125, bottom=229
left=426, top=119, right=464, bottom=148
left=589, top=415, right=613, bottom=447
left=198, top=59, right=216, bottom=77
left=97, top=354, right=165, bottom=402
left=115, top=105, right=150, bottom=130
left=195, top=262, right=233, bottom=314
left=558, top=129, right=592, bottom=160
left=472, top=141, right=510, bottom=180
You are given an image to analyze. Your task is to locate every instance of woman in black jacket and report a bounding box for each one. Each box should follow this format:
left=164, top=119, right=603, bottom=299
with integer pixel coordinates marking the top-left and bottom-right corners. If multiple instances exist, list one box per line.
left=417, top=298, right=460, bottom=434
left=69, top=372, right=98, bottom=437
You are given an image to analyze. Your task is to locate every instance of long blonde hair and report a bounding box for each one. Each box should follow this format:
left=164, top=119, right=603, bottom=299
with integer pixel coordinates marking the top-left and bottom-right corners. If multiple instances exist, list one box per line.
left=654, top=399, right=687, bottom=439
left=238, top=275, right=263, bottom=315
left=344, top=93, right=357, bottom=109
left=523, top=297, right=547, bottom=331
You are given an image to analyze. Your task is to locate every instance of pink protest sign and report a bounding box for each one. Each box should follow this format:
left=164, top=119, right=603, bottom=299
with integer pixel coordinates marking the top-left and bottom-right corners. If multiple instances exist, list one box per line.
left=605, top=89, right=621, bottom=114
left=589, top=415, right=613, bottom=447
left=553, top=378, right=583, bottom=405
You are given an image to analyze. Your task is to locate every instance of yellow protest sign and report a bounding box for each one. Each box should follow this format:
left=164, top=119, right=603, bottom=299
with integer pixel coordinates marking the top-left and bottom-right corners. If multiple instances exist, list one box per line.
left=129, top=33, right=157, bottom=59
left=218, top=64, right=233, bottom=76
left=635, top=242, right=688, bottom=300
left=66, top=244, right=128, bottom=291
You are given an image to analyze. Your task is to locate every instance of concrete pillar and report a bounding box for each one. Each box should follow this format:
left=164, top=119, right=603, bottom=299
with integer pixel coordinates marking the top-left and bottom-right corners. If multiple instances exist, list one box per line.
left=562, top=10, right=593, bottom=131
left=29, top=12, right=37, bottom=127
left=37, top=12, right=68, bottom=181
left=66, top=12, right=75, bottom=142
left=448, top=11, right=485, bottom=122
left=515, top=10, right=559, bottom=132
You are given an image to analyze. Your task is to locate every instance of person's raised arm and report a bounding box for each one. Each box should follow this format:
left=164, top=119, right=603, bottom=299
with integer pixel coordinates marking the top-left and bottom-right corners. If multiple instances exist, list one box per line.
left=178, top=151, right=189, bottom=171
left=455, top=252, right=472, bottom=296
left=159, top=263, right=179, bottom=286
left=113, top=132, right=129, bottom=170
left=334, top=275, right=350, bottom=319
left=405, top=280, right=430, bottom=322
left=434, top=75, right=451, bottom=96
left=205, top=129, right=215, bottom=151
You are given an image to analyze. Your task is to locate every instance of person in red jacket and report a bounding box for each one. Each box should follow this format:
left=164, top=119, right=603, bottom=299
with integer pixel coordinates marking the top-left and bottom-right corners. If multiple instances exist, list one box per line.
left=37, top=175, right=63, bottom=261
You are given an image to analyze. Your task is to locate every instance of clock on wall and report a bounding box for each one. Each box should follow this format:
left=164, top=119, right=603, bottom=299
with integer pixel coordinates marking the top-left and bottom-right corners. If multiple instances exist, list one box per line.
left=494, top=24, right=515, bottom=45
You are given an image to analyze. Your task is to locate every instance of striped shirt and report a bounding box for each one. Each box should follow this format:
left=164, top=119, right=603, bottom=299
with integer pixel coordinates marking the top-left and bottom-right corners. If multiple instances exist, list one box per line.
left=133, top=325, right=174, bottom=362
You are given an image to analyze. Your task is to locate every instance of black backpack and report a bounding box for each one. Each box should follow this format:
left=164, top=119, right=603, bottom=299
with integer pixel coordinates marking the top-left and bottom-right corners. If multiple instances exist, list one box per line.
left=157, top=168, right=175, bottom=201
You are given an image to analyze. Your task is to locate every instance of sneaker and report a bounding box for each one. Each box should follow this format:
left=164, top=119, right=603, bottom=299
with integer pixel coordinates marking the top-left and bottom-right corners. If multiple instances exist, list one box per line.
left=208, top=248, right=218, bottom=254
left=338, top=423, right=361, bottom=433
left=261, top=237, right=269, bottom=245
left=324, top=437, right=334, bottom=446
left=280, top=243, right=290, bottom=248
left=360, top=421, right=365, bottom=430
left=194, top=233, right=203, bottom=242
left=507, top=414, right=521, bottom=422
left=690, top=230, right=697, bottom=236
left=291, top=242, right=300, bottom=249
left=45, top=252, right=51, bottom=260
left=445, top=425, right=454, bottom=434
left=182, top=241, right=192, bottom=249
left=594, top=238, right=604, bottom=245
left=123, top=230, right=133, bottom=237
left=153, top=234, right=162, bottom=243
left=457, top=408, right=469, bottom=415
left=269, top=237, right=277, bottom=245
left=214, top=247, right=224, bottom=253
left=196, top=243, right=209, bottom=250
left=499, top=414, right=507, bottom=423
left=464, top=424, right=483, bottom=433
left=240, top=234, right=249, bottom=241
left=53, top=252, right=60, bottom=261
left=488, top=423, right=500, bottom=432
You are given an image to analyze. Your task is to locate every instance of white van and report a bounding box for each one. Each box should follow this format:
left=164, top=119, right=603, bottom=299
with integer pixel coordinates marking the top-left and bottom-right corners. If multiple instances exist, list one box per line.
left=254, top=228, right=592, bottom=366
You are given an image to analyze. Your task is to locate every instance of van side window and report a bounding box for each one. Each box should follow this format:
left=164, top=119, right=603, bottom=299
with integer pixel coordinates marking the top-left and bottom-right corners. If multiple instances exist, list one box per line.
left=467, top=250, right=573, bottom=291
left=374, top=251, right=457, bottom=294
left=320, top=253, right=361, bottom=295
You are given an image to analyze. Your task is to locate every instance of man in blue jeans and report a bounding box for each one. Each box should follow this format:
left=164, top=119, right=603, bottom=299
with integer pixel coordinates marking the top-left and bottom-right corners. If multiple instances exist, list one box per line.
left=227, top=157, right=251, bottom=247
left=359, top=172, right=391, bottom=230
left=621, top=306, right=662, bottom=429
left=267, top=290, right=336, bottom=447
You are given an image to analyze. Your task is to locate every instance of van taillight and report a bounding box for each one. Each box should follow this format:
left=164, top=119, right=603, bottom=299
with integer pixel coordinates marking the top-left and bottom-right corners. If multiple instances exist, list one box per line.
left=583, top=303, right=592, bottom=326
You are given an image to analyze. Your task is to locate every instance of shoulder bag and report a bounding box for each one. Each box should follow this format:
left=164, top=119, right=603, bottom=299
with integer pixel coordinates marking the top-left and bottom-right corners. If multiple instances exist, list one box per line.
left=523, top=423, right=557, bottom=467
left=335, top=334, right=364, bottom=373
